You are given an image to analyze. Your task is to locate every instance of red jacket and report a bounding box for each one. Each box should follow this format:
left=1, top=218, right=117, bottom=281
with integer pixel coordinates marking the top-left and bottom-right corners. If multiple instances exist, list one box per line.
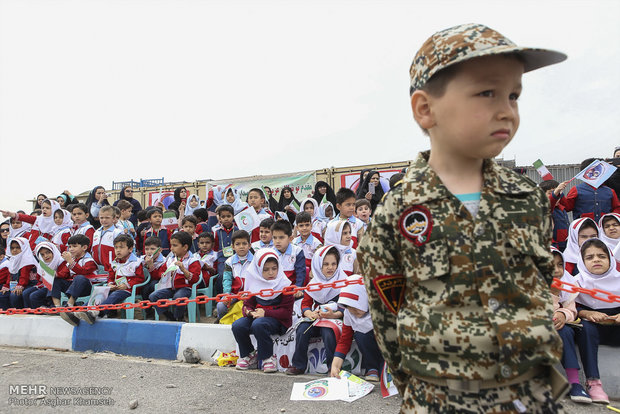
left=157, top=256, right=201, bottom=289
left=56, top=255, right=98, bottom=281
left=242, top=294, right=295, bottom=329
left=17, top=213, right=47, bottom=250
left=4, top=265, right=36, bottom=288
left=107, top=255, right=145, bottom=292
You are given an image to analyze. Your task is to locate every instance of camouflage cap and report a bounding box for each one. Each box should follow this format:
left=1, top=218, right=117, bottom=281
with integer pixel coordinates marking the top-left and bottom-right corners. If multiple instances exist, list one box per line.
left=409, top=23, right=567, bottom=95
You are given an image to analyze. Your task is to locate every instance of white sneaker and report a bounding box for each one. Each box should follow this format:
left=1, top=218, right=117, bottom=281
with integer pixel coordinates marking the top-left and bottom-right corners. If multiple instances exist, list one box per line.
left=75, top=311, right=97, bottom=325
left=235, top=351, right=258, bottom=370
left=262, top=356, right=277, bottom=373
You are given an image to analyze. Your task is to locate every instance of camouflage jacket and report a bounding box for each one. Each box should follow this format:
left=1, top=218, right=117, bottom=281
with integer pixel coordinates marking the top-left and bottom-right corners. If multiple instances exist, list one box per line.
left=358, top=151, right=561, bottom=393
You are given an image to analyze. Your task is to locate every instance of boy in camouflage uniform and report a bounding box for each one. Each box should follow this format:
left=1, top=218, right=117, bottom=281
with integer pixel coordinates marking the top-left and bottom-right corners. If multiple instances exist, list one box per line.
left=358, top=23, right=568, bottom=413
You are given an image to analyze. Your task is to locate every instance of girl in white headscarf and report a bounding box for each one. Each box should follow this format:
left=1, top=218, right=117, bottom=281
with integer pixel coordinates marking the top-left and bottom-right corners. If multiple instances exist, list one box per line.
left=563, top=217, right=599, bottom=275
left=1, top=199, right=60, bottom=249
left=51, top=209, right=73, bottom=252
left=286, top=245, right=345, bottom=375
left=330, top=274, right=384, bottom=382
left=232, top=249, right=294, bottom=373
left=574, top=239, right=620, bottom=404
left=599, top=213, right=620, bottom=252
left=0, top=237, right=38, bottom=310
left=27, top=241, right=64, bottom=309
left=301, top=198, right=325, bottom=242
left=323, top=220, right=360, bottom=276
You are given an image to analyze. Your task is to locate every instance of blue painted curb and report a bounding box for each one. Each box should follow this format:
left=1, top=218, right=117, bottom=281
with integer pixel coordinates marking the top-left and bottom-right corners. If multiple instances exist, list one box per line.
left=72, top=319, right=183, bottom=360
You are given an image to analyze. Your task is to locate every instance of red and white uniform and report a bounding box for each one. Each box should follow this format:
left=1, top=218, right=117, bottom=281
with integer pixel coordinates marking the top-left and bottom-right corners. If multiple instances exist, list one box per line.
left=72, top=222, right=95, bottom=251
left=92, top=226, right=124, bottom=272
left=56, top=253, right=98, bottom=282
left=108, top=254, right=145, bottom=292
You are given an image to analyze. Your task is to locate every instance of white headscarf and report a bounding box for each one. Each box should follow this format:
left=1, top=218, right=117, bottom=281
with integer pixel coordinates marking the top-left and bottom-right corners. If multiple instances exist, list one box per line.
left=224, top=188, right=248, bottom=215
left=6, top=237, right=38, bottom=274
left=32, top=199, right=61, bottom=235
left=599, top=213, right=620, bottom=252
left=185, top=194, right=200, bottom=217
left=317, top=202, right=334, bottom=223
left=8, top=218, right=32, bottom=244
left=51, top=209, right=73, bottom=234
left=302, top=198, right=320, bottom=221
left=243, top=248, right=291, bottom=300
left=308, top=245, right=347, bottom=304
left=563, top=217, right=599, bottom=265
left=575, top=239, right=620, bottom=309
left=338, top=274, right=373, bottom=333
left=324, top=220, right=353, bottom=253
left=212, top=185, right=227, bottom=207
left=35, top=241, right=63, bottom=273
left=551, top=247, right=579, bottom=304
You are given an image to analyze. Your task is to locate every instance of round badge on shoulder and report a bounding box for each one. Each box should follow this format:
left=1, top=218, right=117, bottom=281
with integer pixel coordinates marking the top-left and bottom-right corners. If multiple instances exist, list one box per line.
left=398, top=205, right=433, bottom=246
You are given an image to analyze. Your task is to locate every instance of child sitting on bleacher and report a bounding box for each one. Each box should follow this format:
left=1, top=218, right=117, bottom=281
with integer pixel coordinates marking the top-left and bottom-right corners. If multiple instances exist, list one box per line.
left=330, top=274, right=383, bottom=382
left=574, top=238, right=620, bottom=404
left=217, top=230, right=253, bottom=322
left=148, top=232, right=201, bottom=322
left=286, top=245, right=345, bottom=375
left=232, top=248, right=294, bottom=373
left=141, top=236, right=166, bottom=319
left=0, top=237, right=37, bottom=310
left=76, top=234, right=144, bottom=324
left=324, top=220, right=359, bottom=276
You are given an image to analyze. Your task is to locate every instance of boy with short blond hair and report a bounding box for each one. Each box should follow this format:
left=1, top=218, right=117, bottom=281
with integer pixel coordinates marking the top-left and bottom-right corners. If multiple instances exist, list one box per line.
left=359, top=23, right=568, bottom=412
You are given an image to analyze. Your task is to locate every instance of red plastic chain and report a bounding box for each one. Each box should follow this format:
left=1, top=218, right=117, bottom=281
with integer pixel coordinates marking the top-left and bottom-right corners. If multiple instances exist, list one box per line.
left=0, top=278, right=365, bottom=315
left=2, top=278, right=618, bottom=316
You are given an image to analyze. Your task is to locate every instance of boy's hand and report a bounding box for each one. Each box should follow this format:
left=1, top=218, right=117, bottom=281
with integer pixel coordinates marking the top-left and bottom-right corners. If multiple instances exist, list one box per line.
left=0, top=286, right=9, bottom=293
left=553, top=180, right=570, bottom=197
left=117, top=284, right=129, bottom=291
left=61, top=251, right=73, bottom=262
left=0, top=210, right=16, bottom=219
left=294, top=291, right=304, bottom=299
left=252, top=308, right=265, bottom=318
left=13, top=285, right=24, bottom=295
left=553, top=311, right=566, bottom=330
left=330, top=357, right=344, bottom=378
left=144, top=256, right=154, bottom=267
left=175, top=260, right=186, bottom=271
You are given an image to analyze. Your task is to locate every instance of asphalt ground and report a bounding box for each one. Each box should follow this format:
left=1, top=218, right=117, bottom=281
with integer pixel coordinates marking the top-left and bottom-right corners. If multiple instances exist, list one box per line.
left=0, top=347, right=613, bottom=413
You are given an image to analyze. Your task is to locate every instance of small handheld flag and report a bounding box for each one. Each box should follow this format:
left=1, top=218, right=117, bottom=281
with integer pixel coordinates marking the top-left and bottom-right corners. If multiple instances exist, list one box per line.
left=533, top=159, right=554, bottom=181
left=234, top=206, right=260, bottom=232
left=161, top=210, right=178, bottom=230
left=38, top=260, right=55, bottom=290
left=572, top=160, right=617, bottom=189
left=288, top=200, right=300, bottom=214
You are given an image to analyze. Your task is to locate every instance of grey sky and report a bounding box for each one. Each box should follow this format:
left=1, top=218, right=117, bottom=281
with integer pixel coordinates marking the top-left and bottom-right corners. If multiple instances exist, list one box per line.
left=0, top=0, right=617, bottom=211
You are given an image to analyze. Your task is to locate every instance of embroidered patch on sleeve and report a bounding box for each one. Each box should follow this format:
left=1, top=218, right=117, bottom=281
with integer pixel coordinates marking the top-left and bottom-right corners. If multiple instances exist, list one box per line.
left=372, top=274, right=406, bottom=315
left=399, top=205, right=432, bottom=246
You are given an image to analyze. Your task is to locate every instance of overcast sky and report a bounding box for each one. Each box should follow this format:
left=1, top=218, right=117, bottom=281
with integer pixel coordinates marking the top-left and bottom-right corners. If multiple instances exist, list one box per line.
left=0, top=0, right=617, bottom=212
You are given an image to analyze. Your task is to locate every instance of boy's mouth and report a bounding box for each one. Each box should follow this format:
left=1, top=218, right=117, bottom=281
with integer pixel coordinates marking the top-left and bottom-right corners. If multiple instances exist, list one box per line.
left=491, top=128, right=511, bottom=139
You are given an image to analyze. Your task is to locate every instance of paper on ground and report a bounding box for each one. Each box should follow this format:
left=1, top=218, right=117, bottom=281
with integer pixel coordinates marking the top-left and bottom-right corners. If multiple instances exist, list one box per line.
left=290, top=378, right=348, bottom=401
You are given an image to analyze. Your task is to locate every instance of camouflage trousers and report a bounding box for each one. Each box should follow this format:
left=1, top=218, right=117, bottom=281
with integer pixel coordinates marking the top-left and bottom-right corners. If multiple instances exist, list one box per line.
left=401, top=375, right=563, bottom=414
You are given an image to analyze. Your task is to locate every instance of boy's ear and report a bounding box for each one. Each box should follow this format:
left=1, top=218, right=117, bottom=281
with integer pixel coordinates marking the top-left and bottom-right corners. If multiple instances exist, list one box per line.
left=411, top=90, right=434, bottom=130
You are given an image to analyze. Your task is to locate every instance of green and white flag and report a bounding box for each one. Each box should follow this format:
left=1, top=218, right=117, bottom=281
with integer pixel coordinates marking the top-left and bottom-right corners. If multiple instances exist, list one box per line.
left=533, top=159, right=554, bottom=181
left=38, top=260, right=55, bottom=290
left=288, top=200, right=300, bottom=214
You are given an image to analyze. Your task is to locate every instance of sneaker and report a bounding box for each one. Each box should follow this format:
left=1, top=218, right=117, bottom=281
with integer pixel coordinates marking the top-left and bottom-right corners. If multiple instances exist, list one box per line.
left=262, top=356, right=277, bottom=373
left=285, top=366, right=305, bottom=375
left=586, top=379, right=609, bottom=404
left=569, top=383, right=592, bottom=403
left=58, top=312, right=80, bottom=326
left=75, top=311, right=97, bottom=325
left=236, top=351, right=257, bottom=370
left=365, top=369, right=380, bottom=382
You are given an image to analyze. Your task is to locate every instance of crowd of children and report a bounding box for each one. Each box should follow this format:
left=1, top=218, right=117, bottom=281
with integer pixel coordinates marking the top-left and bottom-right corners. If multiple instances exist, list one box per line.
left=0, top=165, right=619, bottom=392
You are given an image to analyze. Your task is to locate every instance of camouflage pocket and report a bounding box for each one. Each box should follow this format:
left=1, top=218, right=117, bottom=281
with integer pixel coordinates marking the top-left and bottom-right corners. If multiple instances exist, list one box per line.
left=406, top=239, right=450, bottom=283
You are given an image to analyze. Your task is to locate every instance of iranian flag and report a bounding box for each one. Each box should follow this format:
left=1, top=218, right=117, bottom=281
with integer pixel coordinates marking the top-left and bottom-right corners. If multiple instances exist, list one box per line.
left=38, top=260, right=55, bottom=290
left=533, top=159, right=554, bottom=181
left=161, top=210, right=178, bottom=230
